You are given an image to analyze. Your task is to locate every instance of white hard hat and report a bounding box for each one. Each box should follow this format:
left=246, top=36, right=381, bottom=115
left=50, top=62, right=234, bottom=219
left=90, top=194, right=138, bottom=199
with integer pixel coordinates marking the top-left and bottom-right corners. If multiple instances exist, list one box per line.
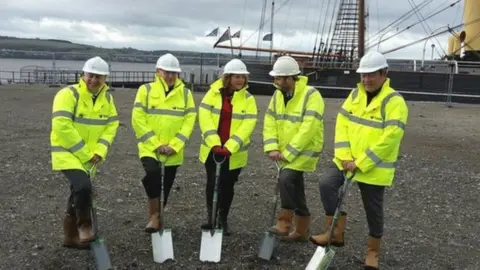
left=156, top=53, right=182, bottom=73
left=223, top=59, right=250, bottom=75
left=269, top=55, right=301, bottom=76
left=82, top=56, right=109, bottom=75
left=356, top=51, right=388, bottom=73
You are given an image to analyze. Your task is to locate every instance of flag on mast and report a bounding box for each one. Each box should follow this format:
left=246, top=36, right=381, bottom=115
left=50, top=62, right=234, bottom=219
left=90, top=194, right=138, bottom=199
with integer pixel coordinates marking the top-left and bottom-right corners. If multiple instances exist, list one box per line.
left=213, top=27, right=231, bottom=48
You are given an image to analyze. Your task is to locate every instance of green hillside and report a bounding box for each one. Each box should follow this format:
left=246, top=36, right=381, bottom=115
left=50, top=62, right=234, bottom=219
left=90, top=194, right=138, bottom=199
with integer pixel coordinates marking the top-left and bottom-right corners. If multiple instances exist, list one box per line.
left=0, top=36, right=268, bottom=65
left=0, top=35, right=159, bottom=54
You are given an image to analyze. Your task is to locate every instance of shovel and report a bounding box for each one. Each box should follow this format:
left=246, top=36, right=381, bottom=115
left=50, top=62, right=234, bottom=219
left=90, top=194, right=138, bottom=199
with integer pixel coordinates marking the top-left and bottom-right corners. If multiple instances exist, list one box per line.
left=305, top=171, right=356, bottom=270
left=199, top=154, right=226, bottom=263
left=88, top=164, right=113, bottom=270
left=152, top=156, right=174, bottom=263
left=257, top=160, right=281, bottom=260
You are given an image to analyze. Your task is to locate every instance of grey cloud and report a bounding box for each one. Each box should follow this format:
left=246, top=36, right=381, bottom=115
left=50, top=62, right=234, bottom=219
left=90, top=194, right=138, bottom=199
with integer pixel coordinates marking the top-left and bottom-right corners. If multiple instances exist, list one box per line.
left=0, top=0, right=466, bottom=58
left=2, top=0, right=463, bottom=38
left=2, top=0, right=189, bottom=29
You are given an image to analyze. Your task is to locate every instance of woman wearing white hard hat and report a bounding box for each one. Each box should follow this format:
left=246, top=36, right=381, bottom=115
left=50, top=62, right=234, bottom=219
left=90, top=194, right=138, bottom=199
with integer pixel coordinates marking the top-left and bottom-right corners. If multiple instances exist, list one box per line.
left=131, top=53, right=197, bottom=233
left=197, top=58, right=258, bottom=235
left=310, top=51, right=408, bottom=270
left=50, top=56, right=120, bottom=248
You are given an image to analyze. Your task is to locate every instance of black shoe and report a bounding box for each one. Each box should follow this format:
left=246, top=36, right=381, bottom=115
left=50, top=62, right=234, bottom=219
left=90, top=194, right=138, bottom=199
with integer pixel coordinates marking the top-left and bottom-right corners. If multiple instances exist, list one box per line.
left=201, top=223, right=213, bottom=230
left=219, top=219, right=231, bottom=236
left=201, top=208, right=213, bottom=230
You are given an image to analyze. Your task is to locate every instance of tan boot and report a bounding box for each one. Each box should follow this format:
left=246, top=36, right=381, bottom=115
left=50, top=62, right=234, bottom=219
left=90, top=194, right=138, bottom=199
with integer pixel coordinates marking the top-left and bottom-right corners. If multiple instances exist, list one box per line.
left=145, top=198, right=160, bottom=233
left=63, top=207, right=89, bottom=249
left=76, top=209, right=94, bottom=243
left=364, top=236, right=381, bottom=269
left=282, top=215, right=311, bottom=242
left=268, top=208, right=294, bottom=236
left=309, top=213, right=346, bottom=247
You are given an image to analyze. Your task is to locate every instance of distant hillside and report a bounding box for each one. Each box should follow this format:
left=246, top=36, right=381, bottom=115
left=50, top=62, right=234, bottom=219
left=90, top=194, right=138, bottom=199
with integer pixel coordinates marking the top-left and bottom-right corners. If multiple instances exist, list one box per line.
left=0, top=36, right=269, bottom=66
left=0, top=36, right=101, bottom=51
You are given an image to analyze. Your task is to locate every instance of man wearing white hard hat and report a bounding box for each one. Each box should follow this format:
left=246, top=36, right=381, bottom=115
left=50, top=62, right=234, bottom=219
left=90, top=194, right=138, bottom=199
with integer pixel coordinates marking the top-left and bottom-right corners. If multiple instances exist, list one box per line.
left=50, top=56, right=120, bottom=249
left=131, top=53, right=197, bottom=233
left=263, top=55, right=325, bottom=242
left=198, top=58, right=257, bottom=235
left=310, top=51, right=408, bottom=269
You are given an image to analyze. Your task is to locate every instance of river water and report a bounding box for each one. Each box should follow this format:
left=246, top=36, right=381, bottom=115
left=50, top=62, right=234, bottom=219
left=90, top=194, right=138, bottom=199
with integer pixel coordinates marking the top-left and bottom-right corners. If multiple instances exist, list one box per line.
left=0, top=58, right=220, bottom=83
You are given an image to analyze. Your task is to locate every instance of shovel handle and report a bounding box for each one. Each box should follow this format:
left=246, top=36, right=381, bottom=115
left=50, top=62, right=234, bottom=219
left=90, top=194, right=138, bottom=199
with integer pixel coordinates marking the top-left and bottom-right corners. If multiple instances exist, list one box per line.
left=344, top=170, right=356, bottom=181
left=334, top=171, right=356, bottom=209
left=269, top=162, right=281, bottom=227
left=157, top=154, right=168, bottom=231
left=274, top=160, right=280, bottom=170
left=212, top=153, right=226, bottom=165
left=87, top=164, right=99, bottom=238
left=89, top=165, right=97, bottom=177
left=325, top=170, right=356, bottom=248
left=211, top=154, right=225, bottom=229
left=159, top=162, right=165, bottom=230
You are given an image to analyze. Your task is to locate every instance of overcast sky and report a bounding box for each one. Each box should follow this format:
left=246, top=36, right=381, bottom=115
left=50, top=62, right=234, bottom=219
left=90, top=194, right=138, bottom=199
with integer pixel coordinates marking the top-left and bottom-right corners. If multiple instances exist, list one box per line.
left=1, top=0, right=467, bottom=60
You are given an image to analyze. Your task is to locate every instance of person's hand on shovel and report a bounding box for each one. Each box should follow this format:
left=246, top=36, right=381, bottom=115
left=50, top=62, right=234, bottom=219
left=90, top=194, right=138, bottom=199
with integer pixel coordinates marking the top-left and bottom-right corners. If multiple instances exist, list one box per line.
left=90, top=154, right=102, bottom=165
left=212, top=146, right=231, bottom=157
left=342, top=160, right=357, bottom=173
left=163, top=145, right=176, bottom=156
left=156, top=145, right=167, bottom=154
left=268, top=150, right=288, bottom=162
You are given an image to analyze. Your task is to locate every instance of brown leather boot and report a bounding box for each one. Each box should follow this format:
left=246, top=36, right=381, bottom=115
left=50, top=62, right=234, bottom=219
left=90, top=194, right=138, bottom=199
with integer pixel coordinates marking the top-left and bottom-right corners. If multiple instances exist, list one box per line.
left=309, top=212, right=347, bottom=247
left=268, top=208, right=294, bottom=236
left=63, top=206, right=89, bottom=249
left=282, top=215, right=311, bottom=242
left=145, top=198, right=160, bottom=233
left=364, top=236, right=381, bottom=269
left=76, top=209, right=94, bottom=243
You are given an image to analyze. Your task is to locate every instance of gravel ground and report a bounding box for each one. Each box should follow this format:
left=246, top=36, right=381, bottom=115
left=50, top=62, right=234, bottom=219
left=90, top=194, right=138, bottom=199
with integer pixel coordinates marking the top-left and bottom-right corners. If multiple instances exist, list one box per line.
left=1, top=84, right=479, bottom=270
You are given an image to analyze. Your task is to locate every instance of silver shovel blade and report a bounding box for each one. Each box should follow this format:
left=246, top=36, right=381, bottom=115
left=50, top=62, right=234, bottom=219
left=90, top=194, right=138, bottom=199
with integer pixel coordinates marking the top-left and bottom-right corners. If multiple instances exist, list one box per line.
left=90, top=237, right=113, bottom=270
left=152, top=229, right=174, bottom=263
left=199, top=229, right=223, bottom=262
left=305, top=246, right=336, bottom=270
left=258, top=232, right=277, bottom=260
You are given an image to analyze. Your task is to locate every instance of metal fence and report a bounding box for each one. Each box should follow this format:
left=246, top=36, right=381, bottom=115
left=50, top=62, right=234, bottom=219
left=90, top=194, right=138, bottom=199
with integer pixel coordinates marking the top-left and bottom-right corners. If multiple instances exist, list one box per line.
left=4, top=48, right=480, bottom=74
left=0, top=68, right=223, bottom=86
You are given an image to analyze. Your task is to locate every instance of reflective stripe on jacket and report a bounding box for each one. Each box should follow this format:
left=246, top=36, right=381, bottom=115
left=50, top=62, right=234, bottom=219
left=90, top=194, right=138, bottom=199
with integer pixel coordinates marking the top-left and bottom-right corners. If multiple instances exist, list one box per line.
left=263, top=76, right=325, bottom=172
left=198, top=78, right=258, bottom=170
left=333, top=78, right=408, bottom=186
left=131, top=76, right=197, bottom=166
left=50, top=78, right=119, bottom=172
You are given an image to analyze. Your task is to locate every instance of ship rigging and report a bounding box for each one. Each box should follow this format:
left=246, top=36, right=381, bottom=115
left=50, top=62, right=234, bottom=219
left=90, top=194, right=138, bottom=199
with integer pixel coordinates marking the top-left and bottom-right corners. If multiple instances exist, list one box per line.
left=206, top=0, right=478, bottom=67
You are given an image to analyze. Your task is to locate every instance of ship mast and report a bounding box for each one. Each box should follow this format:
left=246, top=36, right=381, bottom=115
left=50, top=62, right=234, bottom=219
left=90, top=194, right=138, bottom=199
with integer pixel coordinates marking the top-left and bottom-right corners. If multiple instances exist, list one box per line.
left=212, top=0, right=364, bottom=61
left=358, top=0, right=365, bottom=58
left=256, top=0, right=268, bottom=59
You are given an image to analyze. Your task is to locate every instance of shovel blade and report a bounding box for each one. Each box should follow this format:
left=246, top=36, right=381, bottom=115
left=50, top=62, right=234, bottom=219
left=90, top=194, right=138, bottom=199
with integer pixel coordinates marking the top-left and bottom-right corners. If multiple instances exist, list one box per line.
left=199, top=229, right=223, bottom=262
left=151, top=229, right=174, bottom=263
left=305, top=247, right=336, bottom=270
left=257, top=232, right=277, bottom=260
left=90, top=237, right=113, bottom=270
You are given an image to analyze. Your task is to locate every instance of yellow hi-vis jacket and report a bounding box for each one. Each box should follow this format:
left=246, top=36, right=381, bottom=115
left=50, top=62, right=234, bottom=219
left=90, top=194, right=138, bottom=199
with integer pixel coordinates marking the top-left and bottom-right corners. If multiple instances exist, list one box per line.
left=131, top=75, right=196, bottom=166
left=50, top=78, right=119, bottom=172
left=263, top=76, right=325, bottom=172
left=198, top=78, right=258, bottom=170
left=333, top=78, right=408, bottom=186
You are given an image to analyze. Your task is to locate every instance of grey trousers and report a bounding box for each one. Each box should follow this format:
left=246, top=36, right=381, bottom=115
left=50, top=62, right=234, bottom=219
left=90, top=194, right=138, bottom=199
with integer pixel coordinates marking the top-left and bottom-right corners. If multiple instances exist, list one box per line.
left=319, top=166, right=385, bottom=238
left=279, top=168, right=310, bottom=216
left=62, top=169, right=92, bottom=211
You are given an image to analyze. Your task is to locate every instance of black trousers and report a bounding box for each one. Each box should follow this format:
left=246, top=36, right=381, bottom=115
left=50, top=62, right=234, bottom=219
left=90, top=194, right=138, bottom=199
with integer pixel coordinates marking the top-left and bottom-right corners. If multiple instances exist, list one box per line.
left=204, top=152, right=242, bottom=220
left=141, top=157, right=179, bottom=207
left=62, top=169, right=92, bottom=211
left=279, top=168, right=310, bottom=216
left=319, top=165, right=385, bottom=238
